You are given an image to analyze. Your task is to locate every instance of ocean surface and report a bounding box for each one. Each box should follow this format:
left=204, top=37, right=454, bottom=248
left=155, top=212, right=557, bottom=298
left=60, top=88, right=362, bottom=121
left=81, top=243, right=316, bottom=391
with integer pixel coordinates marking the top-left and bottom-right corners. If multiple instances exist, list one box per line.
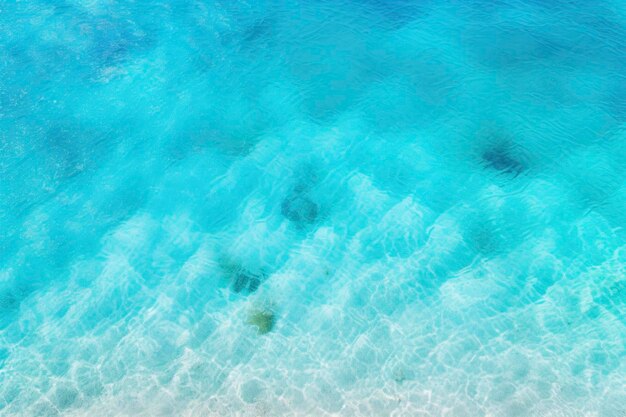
left=1, top=0, right=625, bottom=416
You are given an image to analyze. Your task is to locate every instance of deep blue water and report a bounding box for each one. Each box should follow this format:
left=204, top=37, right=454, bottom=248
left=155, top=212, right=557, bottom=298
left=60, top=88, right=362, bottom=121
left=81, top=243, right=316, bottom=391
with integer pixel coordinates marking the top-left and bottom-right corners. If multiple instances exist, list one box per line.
left=1, top=0, right=625, bottom=416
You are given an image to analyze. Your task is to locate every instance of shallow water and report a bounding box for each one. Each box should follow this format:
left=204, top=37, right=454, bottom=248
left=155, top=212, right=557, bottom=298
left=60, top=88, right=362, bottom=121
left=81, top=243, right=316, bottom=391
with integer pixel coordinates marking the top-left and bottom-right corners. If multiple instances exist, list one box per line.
left=1, top=0, right=625, bottom=416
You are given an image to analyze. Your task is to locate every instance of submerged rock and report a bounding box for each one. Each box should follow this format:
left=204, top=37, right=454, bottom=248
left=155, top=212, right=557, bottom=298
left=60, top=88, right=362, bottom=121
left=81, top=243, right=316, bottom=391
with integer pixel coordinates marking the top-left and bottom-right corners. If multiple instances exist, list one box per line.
left=281, top=194, right=319, bottom=225
left=230, top=272, right=262, bottom=294
left=242, top=18, right=272, bottom=43
left=247, top=276, right=261, bottom=293
left=482, top=147, right=525, bottom=175
left=219, top=258, right=264, bottom=295
left=232, top=272, right=250, bottom=293
left=474, top=125, right=527, bottom=176
left=247, top=308, right=275, bottom=335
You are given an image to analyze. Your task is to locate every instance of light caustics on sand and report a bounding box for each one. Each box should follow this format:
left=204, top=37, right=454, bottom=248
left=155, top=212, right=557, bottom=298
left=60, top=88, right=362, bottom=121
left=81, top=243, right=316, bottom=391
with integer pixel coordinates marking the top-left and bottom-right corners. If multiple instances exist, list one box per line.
left=0, top=1, right=625, bottom=416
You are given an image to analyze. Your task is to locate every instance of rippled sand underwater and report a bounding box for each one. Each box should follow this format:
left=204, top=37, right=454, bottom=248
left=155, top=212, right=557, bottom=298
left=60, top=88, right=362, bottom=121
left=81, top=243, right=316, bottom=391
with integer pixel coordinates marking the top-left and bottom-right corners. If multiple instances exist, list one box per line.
left=1, top=0, right=626, bottom=416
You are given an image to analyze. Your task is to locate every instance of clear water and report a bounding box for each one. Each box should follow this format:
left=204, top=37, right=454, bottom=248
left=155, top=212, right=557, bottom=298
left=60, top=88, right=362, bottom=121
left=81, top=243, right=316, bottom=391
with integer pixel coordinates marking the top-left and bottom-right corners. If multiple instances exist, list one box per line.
left=1, top=0, right=625, bottom=416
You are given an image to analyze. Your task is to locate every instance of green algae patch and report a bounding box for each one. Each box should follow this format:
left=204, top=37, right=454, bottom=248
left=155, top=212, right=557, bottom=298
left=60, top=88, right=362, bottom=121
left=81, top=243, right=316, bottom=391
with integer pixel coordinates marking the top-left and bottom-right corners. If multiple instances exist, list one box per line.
left=247, top=308, right=276, bottom=335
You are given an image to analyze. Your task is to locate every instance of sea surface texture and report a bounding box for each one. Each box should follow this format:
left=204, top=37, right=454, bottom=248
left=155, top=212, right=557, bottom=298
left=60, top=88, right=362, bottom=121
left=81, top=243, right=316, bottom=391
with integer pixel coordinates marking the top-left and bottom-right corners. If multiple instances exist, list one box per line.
left=1, top=0, right=626, bottom=416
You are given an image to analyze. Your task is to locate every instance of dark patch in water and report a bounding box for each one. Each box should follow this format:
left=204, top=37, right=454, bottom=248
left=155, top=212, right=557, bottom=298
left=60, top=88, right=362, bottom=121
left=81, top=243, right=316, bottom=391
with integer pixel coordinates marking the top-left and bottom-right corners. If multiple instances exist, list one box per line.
left=90, top=18, right=151, bottom=67
left=247, top=308, right=275, bottom=335
left=0, top=290, right=20, bottom=313
left=475, top=126, right=527, bottom=177
left=233, top=273, right=260, bottom=294
left=247, top=276, right=261, bottom=293
left=482, top=147, right=525, bottom=175
left=232, top=273, right=248, bottom=293
left=281, top=168, right=322, bottom=227
left=232, top=272, right=262, bottom=294
left=219, top=18, right=273, bottom=49
left=281, top=194, right=319, bottom=225
left=467, top=221, right=500, bottom=254
left=242, top=18, right=272, bottom=43
left=220, top=258, right=265, bottom=295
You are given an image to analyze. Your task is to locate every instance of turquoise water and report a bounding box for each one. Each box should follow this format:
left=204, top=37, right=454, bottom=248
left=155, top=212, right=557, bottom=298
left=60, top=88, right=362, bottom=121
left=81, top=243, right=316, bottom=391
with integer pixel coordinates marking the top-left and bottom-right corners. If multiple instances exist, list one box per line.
left=1, top=0, right=626, bottom=415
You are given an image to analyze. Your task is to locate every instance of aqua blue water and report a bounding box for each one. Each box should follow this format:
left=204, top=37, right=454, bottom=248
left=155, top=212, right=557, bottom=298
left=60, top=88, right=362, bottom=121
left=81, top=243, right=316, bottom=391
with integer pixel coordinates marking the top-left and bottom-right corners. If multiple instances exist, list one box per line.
left=1, top=0, right=626, bottom=416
